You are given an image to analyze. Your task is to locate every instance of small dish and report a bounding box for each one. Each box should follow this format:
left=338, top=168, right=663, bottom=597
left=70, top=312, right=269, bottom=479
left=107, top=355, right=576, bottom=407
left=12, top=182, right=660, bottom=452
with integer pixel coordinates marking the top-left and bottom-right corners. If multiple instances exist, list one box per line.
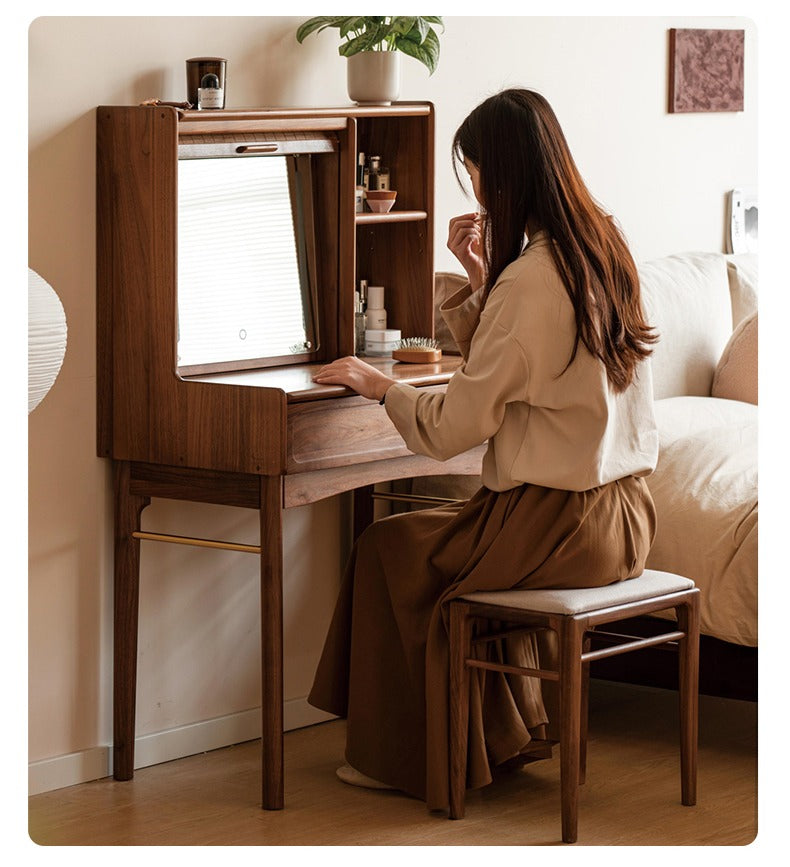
left=365, top=189, right=397, bottom=213
left=367, top=199, right=396, bottom=213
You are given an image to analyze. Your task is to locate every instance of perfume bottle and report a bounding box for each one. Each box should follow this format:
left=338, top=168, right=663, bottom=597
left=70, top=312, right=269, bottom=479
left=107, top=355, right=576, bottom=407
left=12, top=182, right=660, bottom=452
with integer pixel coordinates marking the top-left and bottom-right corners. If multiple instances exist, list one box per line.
left=197, top=73, right=224, bottom=109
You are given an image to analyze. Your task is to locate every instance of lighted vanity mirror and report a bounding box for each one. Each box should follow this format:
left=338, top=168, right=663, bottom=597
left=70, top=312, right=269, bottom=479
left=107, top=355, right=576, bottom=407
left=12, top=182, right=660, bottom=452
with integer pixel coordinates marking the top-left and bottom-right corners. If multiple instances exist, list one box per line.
left=176, top=144, right=325, bottom=374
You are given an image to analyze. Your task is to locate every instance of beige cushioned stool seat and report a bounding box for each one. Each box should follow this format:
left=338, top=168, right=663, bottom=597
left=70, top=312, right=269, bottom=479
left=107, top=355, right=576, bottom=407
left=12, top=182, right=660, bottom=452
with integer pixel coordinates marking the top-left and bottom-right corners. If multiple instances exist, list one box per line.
left=460, top=569, right=694, bottom=615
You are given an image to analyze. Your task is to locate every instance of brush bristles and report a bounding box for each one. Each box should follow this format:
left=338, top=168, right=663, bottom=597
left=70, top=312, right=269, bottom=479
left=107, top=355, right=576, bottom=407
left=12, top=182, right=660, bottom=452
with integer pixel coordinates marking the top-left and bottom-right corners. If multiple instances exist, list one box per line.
left=395, top=337, right=440, bottom=350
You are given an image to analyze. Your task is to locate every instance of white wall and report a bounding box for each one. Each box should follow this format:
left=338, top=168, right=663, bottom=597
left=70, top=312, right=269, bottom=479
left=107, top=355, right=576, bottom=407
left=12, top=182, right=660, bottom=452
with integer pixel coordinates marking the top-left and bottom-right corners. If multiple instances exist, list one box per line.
left=27, top=15, right=757, bottom=790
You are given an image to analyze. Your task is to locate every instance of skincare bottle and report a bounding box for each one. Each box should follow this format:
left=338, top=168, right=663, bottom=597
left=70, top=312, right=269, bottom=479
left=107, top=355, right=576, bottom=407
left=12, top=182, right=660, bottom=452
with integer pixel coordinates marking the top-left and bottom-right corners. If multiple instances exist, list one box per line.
left=354, top=291, right=366, bottom=355
left=368, top=156, right=381, bottom=191
left=365, top=285, right=387, bottom=330
left=197, top=73, right=224, bottom=109
left=377, top=165, right=390, bottom=190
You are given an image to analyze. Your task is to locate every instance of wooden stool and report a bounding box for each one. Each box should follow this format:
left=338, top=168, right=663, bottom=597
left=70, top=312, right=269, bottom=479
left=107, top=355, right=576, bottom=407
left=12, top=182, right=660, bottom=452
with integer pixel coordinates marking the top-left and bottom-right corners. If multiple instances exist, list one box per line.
left=448, top=570, right=700, bottom=843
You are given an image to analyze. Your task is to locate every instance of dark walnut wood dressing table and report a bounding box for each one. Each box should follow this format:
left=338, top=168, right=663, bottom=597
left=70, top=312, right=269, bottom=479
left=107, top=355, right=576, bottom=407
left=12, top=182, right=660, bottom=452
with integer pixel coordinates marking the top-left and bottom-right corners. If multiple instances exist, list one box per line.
left=96, top=103, right=483, bottom=809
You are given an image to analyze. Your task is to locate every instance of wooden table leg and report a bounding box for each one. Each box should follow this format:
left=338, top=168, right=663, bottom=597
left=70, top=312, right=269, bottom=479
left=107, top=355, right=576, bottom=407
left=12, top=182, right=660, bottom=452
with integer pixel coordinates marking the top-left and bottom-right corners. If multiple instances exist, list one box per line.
left=260, top=475, right=284, bottom=809
left=113, top=461, right=150, bottom=780
left=449, top=601, right=473, bottom=820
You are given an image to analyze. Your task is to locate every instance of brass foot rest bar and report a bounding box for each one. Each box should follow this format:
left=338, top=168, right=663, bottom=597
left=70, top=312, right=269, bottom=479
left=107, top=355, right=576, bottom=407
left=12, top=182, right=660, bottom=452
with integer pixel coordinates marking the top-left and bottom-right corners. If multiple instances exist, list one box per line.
left=132, top=531, right=261, bottom=554
left=371, top=492, right=466, bottom=506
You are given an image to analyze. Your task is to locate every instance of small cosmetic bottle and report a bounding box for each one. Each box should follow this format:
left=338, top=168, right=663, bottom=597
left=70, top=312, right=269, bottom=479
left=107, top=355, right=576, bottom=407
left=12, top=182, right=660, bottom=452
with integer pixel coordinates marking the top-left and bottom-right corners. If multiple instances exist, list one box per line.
left=365, top=285, right=387, bottom=330
left=377, top=165, right=390, bottom=190
left=198, top=73, right=224, bottom=109
left=355, top=152, right=366, bottom=212
left=354, top=291, right=366, bottom=355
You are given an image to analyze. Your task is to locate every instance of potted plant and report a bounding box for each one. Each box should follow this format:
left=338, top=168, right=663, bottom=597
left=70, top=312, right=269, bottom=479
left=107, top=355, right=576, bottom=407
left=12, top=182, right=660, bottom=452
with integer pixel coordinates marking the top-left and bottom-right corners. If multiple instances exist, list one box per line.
left=296, top=16, right=444, bottom=105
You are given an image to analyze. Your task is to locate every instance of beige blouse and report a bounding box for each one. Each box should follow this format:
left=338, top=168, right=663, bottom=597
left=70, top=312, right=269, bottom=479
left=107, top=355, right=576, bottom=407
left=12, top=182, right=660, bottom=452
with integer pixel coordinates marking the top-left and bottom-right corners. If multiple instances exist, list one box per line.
left=384, top=233, right=658, bottom=492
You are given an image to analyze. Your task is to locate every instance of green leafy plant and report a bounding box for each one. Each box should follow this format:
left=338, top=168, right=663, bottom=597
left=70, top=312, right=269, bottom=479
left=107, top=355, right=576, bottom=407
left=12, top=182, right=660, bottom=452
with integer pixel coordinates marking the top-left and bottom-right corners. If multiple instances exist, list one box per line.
left=296, top=16, right=444, bottom=75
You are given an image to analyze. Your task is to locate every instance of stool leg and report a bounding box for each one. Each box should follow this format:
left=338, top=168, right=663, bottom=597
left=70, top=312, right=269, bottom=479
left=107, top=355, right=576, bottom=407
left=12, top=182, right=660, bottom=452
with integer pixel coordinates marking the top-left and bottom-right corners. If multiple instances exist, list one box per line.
left=579, top=634, right=591, bottom=785
left=449, top=601, right=473, bottom=819
left=558, top=617, right=584, bottom=843
left=677, top=591, right=700, bottom=807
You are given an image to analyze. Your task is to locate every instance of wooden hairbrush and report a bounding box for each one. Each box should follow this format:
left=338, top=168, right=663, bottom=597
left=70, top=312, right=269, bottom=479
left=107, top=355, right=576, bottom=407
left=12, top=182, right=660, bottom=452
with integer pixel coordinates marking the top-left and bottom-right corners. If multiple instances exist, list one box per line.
left=391, top=337, right=442, bottom=364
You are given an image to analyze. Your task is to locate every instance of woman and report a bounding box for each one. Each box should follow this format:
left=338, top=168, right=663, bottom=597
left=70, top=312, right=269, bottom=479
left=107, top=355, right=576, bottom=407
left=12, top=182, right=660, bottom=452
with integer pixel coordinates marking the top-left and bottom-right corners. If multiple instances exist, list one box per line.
left=308, top=88, right=659, bottom=810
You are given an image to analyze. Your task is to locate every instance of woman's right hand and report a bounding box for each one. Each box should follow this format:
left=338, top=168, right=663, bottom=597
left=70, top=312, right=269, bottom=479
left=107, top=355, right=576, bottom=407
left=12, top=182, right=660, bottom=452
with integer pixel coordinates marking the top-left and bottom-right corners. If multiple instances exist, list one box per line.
left=447, top=212, right=486, bottom=292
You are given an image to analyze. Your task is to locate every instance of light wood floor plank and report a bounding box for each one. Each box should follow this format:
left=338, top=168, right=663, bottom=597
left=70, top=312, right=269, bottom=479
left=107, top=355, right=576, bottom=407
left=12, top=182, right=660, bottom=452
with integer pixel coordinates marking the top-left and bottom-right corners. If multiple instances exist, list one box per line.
left=28, top=681, right=757, bottom=846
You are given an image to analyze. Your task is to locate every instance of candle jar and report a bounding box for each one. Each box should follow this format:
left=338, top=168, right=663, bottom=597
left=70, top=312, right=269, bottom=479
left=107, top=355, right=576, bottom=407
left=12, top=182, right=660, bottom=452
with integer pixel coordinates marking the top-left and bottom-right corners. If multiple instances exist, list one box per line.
left=186, top=57, right=227, bottom=109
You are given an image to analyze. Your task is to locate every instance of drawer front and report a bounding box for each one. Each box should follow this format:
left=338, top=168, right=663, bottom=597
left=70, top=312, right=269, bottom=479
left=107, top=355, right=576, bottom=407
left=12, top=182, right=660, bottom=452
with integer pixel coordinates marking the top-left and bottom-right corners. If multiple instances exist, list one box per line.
left=286, top=386, right=444, bottom=474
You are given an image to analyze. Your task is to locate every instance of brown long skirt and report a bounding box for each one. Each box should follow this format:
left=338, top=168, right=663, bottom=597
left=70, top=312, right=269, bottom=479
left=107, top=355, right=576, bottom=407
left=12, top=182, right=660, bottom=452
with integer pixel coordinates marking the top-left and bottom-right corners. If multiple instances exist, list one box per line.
left=308, top=476, right=656, bottom=810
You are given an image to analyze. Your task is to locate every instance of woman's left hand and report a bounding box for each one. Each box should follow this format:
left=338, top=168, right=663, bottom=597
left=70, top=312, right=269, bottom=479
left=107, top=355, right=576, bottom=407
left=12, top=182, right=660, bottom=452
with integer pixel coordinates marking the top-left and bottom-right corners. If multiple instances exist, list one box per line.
left=312, top=356, right=395, bottom=402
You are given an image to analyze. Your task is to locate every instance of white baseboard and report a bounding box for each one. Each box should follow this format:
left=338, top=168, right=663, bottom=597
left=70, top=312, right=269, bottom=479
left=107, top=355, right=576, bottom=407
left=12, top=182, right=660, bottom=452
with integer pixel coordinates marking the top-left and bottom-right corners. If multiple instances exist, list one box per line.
left=28, top=698, right=336, bottom=796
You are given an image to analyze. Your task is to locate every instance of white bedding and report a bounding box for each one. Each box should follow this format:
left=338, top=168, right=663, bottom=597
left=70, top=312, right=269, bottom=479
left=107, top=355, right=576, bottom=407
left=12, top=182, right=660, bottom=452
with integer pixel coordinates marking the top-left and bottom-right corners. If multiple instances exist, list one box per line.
left=646, top=396, right=758, bottom=646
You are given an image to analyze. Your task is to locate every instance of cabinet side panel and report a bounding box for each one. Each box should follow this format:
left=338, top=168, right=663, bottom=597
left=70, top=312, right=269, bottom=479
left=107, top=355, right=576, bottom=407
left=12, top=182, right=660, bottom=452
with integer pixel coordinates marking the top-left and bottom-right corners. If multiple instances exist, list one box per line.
left=96, top=109, right=115, bottom=458
left=97, top=106, right=287, bottom=474
left=100, top=107, right=165, bottom=462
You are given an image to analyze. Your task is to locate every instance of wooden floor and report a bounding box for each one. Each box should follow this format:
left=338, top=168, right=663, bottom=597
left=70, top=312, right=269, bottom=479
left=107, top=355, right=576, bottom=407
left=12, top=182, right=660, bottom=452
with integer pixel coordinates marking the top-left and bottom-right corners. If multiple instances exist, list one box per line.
left=28, top=681, right=757, bottom=847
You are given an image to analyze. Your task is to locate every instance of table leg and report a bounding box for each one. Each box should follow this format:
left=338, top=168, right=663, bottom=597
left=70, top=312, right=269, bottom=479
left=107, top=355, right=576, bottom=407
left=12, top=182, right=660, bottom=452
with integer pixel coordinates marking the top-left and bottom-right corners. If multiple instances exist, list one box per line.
left=113, top=461, right=150, bottom=780
left=260, top=474, right=284, bottom=809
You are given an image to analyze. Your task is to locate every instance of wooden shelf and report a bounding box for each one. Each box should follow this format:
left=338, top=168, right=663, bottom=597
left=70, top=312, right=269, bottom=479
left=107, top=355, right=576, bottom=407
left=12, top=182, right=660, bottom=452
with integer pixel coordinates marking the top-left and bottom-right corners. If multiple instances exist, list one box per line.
left=355, top=210, right=428, bottom=225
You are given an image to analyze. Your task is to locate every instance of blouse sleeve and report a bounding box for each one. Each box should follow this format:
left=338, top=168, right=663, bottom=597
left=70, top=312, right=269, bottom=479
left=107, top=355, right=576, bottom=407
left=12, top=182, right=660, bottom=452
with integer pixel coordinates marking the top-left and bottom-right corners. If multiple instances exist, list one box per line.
left=439, top=282, right=486, bottom=360
left=384, top=312, right=530, bottom=462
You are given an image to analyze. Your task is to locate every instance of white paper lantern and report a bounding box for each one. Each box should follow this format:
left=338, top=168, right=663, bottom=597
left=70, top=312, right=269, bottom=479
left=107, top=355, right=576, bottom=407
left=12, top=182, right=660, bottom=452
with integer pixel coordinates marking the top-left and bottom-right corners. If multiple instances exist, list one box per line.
left=28, top=268, right=67, bottom=413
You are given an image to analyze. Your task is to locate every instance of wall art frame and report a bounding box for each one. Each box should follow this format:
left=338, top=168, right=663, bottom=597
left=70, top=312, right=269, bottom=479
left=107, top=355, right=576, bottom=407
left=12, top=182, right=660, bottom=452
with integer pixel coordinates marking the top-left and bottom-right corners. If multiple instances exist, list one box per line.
left=668, top=28, right=745, bottom=114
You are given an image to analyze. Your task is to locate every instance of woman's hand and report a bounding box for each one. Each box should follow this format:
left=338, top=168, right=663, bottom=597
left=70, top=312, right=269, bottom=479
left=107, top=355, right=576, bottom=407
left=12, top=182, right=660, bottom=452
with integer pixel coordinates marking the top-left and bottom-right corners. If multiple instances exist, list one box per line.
left=312, top=356, right=395, bottom=402
left=447, top=212, right=486, bottom=291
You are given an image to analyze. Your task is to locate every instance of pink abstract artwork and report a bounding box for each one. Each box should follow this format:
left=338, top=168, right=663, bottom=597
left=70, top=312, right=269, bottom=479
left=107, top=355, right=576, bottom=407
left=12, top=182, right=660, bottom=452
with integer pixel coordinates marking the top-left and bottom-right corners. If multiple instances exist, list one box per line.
left=669, top=28, right=744, bottom=113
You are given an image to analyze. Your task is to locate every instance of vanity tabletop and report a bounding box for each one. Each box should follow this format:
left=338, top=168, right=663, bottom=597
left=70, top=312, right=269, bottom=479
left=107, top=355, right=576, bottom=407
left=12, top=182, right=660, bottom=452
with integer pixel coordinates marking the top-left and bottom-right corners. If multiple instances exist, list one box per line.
left=183, top=355, right=464, bottom=403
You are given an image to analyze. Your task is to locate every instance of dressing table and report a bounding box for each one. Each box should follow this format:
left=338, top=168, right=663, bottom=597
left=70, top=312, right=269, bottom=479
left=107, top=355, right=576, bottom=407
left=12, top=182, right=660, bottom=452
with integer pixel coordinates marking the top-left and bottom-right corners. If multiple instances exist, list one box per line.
left=96, top=102, right=483, bottom=809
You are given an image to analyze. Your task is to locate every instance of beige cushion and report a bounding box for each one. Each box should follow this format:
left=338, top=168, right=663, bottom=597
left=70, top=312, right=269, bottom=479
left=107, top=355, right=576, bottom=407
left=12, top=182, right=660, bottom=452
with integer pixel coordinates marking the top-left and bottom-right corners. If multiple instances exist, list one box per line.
left=711, top=312, right=758, bottom=405
left=460, top=569, right=693, bottom=615
left=639, top=253, right=733, bottom=400
left=725, top=253, right=758, bottom=327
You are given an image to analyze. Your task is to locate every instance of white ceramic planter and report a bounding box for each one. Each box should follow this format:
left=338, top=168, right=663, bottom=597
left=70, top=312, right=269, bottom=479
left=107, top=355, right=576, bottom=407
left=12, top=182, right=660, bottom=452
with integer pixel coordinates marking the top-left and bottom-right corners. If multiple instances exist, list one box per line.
left=347, top=51, right=401, bottom=105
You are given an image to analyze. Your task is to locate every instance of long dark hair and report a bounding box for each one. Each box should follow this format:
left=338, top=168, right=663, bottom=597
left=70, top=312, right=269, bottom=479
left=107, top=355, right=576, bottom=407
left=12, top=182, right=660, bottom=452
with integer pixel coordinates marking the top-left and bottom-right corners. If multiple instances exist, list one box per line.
left=452, top=88, right=656, bottom=392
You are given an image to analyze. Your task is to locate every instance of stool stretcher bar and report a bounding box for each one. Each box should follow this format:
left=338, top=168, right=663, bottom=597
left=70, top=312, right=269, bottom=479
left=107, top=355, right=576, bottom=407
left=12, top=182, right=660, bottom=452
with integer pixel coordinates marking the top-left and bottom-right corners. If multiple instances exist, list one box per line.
left=581, top=630, right=686, bottom=664
left=466, top=658, right=560, bottom=681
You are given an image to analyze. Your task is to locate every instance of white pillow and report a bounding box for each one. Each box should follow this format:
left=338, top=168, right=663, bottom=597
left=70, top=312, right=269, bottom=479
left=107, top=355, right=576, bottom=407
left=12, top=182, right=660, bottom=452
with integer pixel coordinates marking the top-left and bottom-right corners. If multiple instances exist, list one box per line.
left=639, top=253, right=733, bottom=400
